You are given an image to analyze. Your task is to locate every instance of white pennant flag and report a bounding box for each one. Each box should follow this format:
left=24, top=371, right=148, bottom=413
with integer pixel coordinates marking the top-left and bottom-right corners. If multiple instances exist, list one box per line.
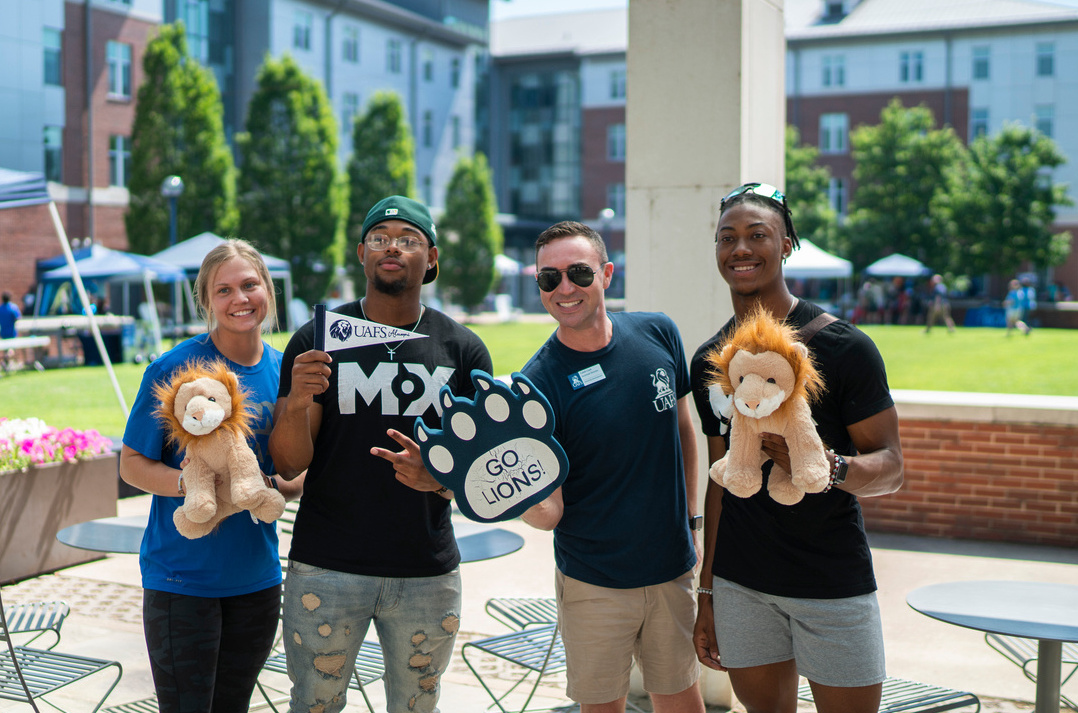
left=320, top=309, right=427, bottom=353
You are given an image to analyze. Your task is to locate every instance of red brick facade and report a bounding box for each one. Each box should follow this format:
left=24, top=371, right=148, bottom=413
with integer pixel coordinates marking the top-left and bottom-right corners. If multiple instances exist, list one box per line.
left=581, top=106, right=626, bottom=253
left=861, top=413, right=1078, bottom=548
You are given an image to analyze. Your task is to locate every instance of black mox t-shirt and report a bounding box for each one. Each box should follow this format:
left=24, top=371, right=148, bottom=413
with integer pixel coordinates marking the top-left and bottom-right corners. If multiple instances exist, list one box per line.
left=690, top=300, right=893, bottom=599
left=279, top=301, right=492, bottom=577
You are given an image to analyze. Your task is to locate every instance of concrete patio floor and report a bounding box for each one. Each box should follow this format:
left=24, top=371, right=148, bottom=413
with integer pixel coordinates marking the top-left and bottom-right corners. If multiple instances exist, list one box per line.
left=2, top=493, right=1076, bottom=712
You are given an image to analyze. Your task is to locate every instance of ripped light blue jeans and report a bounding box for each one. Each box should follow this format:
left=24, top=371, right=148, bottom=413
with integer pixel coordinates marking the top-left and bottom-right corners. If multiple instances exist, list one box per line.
left=282, top=559, right=462, bottom=713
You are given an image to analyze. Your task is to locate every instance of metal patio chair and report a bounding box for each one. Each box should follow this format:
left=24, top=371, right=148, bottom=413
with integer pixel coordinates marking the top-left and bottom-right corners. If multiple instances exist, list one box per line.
left=485, top=597, right=559, bottom=631
left=1, top=586, right=123, bottom=713
left=798, top=676, right=980, bottom=713
left=3, top=601, right=70, bottom=650
left=985, top=633, right=1078, bottom=710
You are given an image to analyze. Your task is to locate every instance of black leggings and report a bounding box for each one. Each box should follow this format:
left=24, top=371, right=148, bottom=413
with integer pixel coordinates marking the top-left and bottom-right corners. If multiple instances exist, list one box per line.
left=143, top=584, right=281, bottom=713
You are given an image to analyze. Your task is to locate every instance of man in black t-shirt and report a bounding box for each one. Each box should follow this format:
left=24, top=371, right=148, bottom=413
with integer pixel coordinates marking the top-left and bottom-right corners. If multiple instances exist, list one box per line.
left=690, top=183, right=903, bottom=713
left=270, top=196, right=491, bottom=713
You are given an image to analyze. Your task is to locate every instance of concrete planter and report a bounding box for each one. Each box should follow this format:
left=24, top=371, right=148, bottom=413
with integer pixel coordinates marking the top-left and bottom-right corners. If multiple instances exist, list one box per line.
left=0, top=453, right=118, bottom=584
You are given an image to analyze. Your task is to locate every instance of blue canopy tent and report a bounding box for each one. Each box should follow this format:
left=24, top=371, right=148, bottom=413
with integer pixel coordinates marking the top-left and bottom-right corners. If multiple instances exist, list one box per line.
left=40, top=245, right=187, bottom=352
left=0, top=167, right=128, bottom=416
left=151, top=232, right=296, bottom=330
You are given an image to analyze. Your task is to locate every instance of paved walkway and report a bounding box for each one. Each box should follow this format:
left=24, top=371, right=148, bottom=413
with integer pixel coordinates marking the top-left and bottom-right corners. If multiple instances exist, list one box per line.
left=3, top=494, right=1076, bottom=711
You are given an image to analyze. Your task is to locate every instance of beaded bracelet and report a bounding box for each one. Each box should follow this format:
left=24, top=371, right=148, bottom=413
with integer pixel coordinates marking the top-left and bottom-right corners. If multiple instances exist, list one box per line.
left=177, top=473, right=185, bottom=497
left=821, top=449, right=842, bottom=493
left=697, top=587, right=713, bottom=596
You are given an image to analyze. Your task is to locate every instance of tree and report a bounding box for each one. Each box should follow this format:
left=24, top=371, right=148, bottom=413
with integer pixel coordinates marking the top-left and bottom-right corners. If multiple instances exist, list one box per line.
left=345, top=92, right=416, bottom=289
left=938, top=123, right=1072, bottom=276
left=126, top=23, right=238, bottom=254
left=844, top=99, right=966, bottom=270
left=784, top=126, right=838, bottom=252
left=438, top=153, right=503, bottom=313
left=236, top=54, right=346, bottom=305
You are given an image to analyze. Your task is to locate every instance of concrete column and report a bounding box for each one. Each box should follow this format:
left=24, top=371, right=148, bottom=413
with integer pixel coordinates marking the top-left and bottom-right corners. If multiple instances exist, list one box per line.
left=624, top=1, right=787, bottom=706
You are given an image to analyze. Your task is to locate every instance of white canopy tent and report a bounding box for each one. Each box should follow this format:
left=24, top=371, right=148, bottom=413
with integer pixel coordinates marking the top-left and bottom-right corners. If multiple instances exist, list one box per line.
left=152, top=232, right=296, bottom=330
left=0, top=167, right=128, bottom=417
left=783, top=239, right=853, bottom=279
left=865, top=253, right=932, bottom=278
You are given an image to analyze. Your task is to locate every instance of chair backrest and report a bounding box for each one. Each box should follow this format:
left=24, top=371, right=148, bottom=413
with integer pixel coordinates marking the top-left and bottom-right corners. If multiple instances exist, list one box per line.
left=485, top=597, right=558, bottom=630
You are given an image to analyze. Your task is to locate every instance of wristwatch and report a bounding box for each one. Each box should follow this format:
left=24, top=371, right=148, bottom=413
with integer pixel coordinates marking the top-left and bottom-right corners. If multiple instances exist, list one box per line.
left=689, top=515, right=703, bottom=531
left=830, top=452, right=849, bottom=486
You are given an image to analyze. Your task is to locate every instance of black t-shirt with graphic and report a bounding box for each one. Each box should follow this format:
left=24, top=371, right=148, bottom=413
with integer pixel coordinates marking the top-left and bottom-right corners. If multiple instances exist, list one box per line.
left=279, top=301, right=492, bottom=577
left=690, top=300, right=893, bottom=599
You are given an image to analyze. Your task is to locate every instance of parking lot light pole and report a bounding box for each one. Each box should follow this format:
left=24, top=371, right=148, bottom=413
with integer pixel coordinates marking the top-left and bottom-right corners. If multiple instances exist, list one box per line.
left=160, top=175, right=184, bottom=246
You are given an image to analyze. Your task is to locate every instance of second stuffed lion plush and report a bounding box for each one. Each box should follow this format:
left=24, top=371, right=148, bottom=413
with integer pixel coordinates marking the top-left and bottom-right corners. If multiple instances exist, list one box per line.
left=154, top=359, right=285, bottom=538
left=706, top=306, right=829, bottom=505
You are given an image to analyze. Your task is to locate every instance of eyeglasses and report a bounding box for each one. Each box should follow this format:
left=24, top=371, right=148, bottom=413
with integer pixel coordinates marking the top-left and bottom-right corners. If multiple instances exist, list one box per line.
left=535, top=265, right=601, bottom=292
left=720, top=183, right=786, bottom=211
left=365, top=234, right=428, bottom=253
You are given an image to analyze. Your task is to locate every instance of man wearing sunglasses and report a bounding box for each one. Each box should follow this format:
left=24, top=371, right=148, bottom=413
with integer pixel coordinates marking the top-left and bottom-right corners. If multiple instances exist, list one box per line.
left=690, top=183, right=903, bottom=713
left=521, top=221, right=705, bottom=713
left=269, top=195, right=492, bottom=713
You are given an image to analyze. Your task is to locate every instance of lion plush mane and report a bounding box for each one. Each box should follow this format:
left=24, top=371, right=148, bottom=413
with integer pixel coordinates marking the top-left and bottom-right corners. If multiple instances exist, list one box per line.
left=705, top=306, right=830, bottom=505
left=154, top=359, right=285, bottom=538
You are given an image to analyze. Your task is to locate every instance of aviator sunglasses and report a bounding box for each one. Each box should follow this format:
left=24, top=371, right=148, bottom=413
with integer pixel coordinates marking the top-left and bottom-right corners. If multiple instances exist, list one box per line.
left=535, top=264, right=601, bottom=292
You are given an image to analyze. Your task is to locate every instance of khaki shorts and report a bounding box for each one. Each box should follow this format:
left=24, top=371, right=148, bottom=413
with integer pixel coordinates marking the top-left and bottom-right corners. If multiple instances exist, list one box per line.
left=555, top=568, right=700, bottom=704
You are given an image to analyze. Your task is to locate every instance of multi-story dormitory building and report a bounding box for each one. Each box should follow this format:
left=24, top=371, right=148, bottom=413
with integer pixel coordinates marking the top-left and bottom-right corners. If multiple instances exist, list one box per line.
left=486, top=0, right=1078, bottom=301
left=0, top=0, right=488, bottom=309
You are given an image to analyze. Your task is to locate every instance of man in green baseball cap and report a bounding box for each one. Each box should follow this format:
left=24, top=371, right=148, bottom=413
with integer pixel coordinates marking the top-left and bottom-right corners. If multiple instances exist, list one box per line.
left=270, top=194, right=492, bottom=713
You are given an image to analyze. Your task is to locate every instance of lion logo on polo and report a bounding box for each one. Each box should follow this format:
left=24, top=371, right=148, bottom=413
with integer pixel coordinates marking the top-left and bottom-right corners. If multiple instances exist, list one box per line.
left=652, top=368, right=676, bottom=412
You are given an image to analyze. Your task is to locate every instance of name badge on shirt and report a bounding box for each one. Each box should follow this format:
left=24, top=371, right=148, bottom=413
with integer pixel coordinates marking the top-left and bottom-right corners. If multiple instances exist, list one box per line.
left=569, top=364, right=606, bottom=390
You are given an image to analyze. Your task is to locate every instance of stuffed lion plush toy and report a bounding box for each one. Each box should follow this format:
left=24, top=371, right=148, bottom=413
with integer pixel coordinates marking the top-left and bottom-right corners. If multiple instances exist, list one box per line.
left=154, top=359, right=285, bottom=538
left=706, top=306, right=829, bottom=505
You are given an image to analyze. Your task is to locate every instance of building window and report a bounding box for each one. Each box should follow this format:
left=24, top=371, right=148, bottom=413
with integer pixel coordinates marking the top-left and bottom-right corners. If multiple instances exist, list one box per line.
left=44, top=126, right=62, bottom=182
left=109, top=135, right=131, bottom=187
left=422, top=49, right=434, bottom=82
left=450, top=57, right=460, bottom=88
left=610, top=68, right=626, bottom=99
left=607, top=123, right=626, bottom=161
left=972, top=46, right=990, bottom=80
left=341, top=92, right=360, bottom=131
left=900, top=50, right=923, bottom=83
left=1035, top=105, right=1054, bottom=138
left=342, top=25, right=359, bottom=63
left=106, top=41, right=131, bottom=98
left=822, top=55, right=844, bottom=87
left=819, top=113, right=848, bottom=154
left=451, top=115, right=460, bottom=148
left=1036, top=42, right=1054, bottom=77
left=423, top=110, right=433, bottom=147
left=44, top=28, right=62, bottom=86
left=293, top=10, right=312, bottom=50
left=387, top=39, right=402, bottom=74
left=970, top=108, right=989, bottom=139
left=606, top=183, right=625, bottom=219
left=828, top=177, right=847, bottom=216
left=179, top=0, right=210, bottom=63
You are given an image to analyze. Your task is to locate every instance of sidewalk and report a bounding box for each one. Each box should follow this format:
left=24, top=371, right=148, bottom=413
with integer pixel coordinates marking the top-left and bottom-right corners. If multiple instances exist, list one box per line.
left=3, top=494, right=1076, bottom=712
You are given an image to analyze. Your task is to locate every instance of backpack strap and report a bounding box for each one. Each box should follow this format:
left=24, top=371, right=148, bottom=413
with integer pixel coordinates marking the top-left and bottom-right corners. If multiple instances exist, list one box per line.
left=796, top=312, right=838, bottom=345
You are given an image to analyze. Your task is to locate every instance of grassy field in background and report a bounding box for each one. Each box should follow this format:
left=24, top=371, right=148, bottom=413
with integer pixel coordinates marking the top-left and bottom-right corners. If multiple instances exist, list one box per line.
left=2, top=319, right=1074, bottom=437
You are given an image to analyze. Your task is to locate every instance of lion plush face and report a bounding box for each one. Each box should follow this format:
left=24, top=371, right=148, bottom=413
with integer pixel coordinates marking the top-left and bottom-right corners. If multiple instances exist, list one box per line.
left=707, top=305, right=825, bottom=415
left=154, top=360, right=252, bottom=451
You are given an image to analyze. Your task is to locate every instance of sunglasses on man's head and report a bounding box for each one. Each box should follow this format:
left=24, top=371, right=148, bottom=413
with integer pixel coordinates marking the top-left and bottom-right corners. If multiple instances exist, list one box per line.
left=720, top=182, right=786, bottom=211
left=535, top=264, right=600, bottom=292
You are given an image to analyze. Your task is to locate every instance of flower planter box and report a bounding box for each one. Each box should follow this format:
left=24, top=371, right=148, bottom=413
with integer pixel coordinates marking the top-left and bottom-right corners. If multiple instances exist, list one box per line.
left=0, top=453, right=119, bottom=584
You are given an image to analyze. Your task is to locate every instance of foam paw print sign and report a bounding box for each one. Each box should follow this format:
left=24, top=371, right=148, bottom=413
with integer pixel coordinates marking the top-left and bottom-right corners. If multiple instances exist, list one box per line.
left=415, top=370, right=569, bottom=523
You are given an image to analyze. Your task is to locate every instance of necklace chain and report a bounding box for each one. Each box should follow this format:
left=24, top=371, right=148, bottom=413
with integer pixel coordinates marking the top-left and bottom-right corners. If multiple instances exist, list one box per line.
left=359, top=299, right=424, bottom=361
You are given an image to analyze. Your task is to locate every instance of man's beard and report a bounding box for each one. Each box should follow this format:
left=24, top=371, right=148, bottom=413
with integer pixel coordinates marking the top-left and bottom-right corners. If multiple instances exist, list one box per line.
left=371, top=273, right=408, bottom=296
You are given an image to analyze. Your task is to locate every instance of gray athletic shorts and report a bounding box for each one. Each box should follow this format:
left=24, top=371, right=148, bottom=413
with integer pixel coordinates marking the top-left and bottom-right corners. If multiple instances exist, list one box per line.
left=711, top=576, right=887, bottom=687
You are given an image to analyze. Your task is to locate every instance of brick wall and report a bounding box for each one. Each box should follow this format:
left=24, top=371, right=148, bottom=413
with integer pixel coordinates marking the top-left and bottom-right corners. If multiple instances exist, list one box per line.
left=861, top=395, right=1078, bottom=548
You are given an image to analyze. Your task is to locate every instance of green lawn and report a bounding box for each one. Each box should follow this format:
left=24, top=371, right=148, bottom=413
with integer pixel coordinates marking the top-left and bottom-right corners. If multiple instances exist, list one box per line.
left=1, top=320, right=1074, bottom=437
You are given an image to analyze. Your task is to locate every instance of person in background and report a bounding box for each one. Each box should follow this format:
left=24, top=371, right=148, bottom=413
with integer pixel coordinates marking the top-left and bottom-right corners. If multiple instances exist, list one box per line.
left=0, top=291, right=21, bottom=339
left=923, top=274, right=955, bottom=334
left=1004, top=278, right=1032, bottom=336
left=120, top=239, right=302, bottom=713
left=691, top=182, right=903, bottom=713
